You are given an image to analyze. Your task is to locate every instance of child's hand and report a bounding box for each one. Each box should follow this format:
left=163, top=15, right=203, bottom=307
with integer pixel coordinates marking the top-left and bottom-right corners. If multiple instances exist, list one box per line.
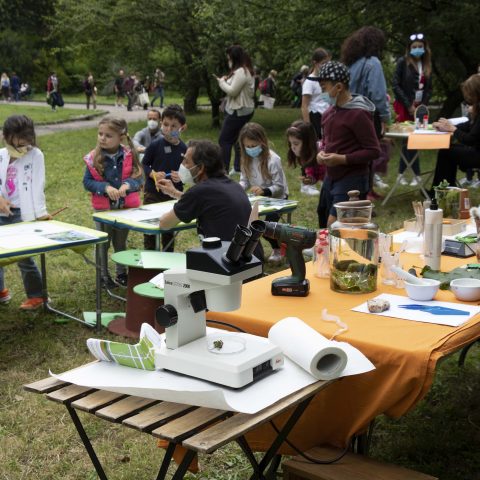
left=317, top=151, right=346, bottom=167
left=300, top=175, right=315, bottom=185
left=105, top=186, right=120, bottom=201
left=249, top=186, right=263, bottom=196
left=118, top=184, right=129, bottom=197
left=0, top=196, right=12, bottom=215
left=170, top=170, right=181, bottom=183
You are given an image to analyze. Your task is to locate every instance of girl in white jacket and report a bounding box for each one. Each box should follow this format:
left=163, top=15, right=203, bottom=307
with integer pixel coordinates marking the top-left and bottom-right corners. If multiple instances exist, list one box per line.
left=238, top=122, right=289, bottom=264
left=0, top=115, right=51, bottom=310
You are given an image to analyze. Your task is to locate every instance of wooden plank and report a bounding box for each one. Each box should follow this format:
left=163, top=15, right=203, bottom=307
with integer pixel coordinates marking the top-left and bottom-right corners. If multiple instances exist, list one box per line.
left=95, top=396, right=158, bottom=422
left=46, top=385, right=95, bottom=404
left=123, top=402, right=195, bottom=432
left=183, top=380, right=331, bottom=454
left=23, top=377, right=68, bottom=394
left=282, top=447, right=438, bottom=480
left=152, top=408, right=227, bottom=442
left=71, top=390, right=126, bottom=413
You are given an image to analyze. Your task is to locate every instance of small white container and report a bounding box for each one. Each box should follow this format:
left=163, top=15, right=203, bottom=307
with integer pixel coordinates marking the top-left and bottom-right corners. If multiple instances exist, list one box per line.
left=450, top=278, right=480, bottom=302
left=404, top=279, right=440, bottom=301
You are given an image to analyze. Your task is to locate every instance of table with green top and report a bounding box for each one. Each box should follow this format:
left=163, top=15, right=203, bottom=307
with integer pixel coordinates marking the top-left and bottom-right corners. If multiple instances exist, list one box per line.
left=109, top=249, right=186, bottom=338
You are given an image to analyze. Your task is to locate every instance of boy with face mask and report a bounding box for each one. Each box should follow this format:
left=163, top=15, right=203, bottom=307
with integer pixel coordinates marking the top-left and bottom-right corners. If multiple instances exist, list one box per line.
left=133, top=108, right=163, bottom=154
left=141, top=104, right=187, bottom=251
left=316, top=61, right=381, bottom=227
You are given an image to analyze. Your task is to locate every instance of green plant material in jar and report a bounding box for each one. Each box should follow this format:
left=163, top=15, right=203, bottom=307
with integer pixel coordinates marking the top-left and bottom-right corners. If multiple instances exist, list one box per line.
left=330, top=260, right=377, bottom=293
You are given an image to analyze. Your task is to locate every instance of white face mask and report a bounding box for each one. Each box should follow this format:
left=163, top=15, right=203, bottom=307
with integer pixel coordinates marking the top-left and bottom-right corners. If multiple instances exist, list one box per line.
left=178, top=163, right=197, bottom=184
left=147, top=120, right=159, bottom=130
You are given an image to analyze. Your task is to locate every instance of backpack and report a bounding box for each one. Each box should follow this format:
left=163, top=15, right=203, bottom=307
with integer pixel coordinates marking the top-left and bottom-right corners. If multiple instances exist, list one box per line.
left=259, top=78, right=268, bottom=94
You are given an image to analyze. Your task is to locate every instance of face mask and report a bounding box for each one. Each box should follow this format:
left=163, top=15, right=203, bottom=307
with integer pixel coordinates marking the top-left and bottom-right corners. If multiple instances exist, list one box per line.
left=147, top=120, right=159, bottom=130
left=410, top=47, right=425, bottom=58
left=245, top=145, right=263, bottom=158
left=319, top=91, right=336, bottom=106
left=162, top=128, right=181, bottom=139
left=6, top=144, right=30, bottom=158
left=178, top=163, right=198, bottom=184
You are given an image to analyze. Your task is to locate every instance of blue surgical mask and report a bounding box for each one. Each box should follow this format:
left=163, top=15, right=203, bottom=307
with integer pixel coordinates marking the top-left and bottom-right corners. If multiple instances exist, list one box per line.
left=319, top=91, right=336, bottom=106
left=245, top=145, right=263, bottom=158
left=410, top=47, right=425, bottom=58
left=162, top=128, right=181, bottom=139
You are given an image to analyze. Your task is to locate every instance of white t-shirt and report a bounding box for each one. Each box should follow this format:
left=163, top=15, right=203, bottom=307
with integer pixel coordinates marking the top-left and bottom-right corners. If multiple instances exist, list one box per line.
left=302, top=78, right=329, bottom=114
left=6, top=162, right=20, bottom=207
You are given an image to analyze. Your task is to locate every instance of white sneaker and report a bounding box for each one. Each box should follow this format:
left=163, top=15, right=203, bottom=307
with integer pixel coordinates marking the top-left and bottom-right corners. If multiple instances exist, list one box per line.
left=302, top=247, right=314, bottom=258
left=471, top=180, right=480, bottom=188
left=374, top=174, right=389, bottom=189
left=459, top=177, right=473, bottom=187
left=300, top=184, right=320, bottom=196
left=409, top=176, right=422, bottom=187
left=268, top=249, right=282, bottom=264
left=397, top=175, right=408, bottom=186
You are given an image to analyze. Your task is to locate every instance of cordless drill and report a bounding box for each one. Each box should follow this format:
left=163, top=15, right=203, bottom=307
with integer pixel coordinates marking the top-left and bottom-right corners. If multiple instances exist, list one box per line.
left=263, top=221, right=317, bottom=296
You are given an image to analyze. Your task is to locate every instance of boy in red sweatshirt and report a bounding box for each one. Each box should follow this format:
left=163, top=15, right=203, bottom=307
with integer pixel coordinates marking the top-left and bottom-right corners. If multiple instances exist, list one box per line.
left=316, top=61, right=380, bottom=227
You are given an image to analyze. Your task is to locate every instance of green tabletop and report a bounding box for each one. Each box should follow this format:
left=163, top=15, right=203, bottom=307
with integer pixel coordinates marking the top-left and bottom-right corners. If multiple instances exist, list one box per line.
left=111, top=250, right=186, bottom=269
left=133, top=282, right=165, bottom=299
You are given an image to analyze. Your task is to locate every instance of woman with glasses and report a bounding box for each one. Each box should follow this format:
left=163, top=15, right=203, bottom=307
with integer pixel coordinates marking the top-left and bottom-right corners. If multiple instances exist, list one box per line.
left=393, top=33, right=433, bottom=186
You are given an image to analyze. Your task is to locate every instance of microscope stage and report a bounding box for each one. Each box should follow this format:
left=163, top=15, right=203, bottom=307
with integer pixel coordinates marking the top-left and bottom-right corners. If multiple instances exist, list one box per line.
left=155, top=331, right=284, bottom=389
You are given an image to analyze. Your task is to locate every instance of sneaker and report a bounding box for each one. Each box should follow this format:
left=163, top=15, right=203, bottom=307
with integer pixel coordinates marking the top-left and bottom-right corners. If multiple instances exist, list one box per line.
left=115, top=273, right=128, bottom=287
left=19, top=297, right=44, bottom=310
left=471, top=180, right=480, bottom=188
left=267, top=249, right=282, bottom=264
left=459, top=177, right=473, bottom=187
left=302, top=247, right=314, bottom=258
left=101, top=274, right=117, bottom=290
left=300, top=184, right=320, bottom=196
left=409, top=176, right=422, bottom=187
left=373, top=174, right=389, bottom=189
left=0, top=288, right=11, bottom=304
left=397, top=175, right=408, bottom=186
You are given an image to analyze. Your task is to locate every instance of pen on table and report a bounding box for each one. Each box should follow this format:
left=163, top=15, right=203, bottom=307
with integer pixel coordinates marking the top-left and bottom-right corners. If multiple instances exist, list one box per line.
left=50, top=206, right=68, bottom=217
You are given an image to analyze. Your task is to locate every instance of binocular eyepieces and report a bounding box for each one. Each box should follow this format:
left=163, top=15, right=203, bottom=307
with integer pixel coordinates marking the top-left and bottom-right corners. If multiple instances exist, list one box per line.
left=225, top=220, right=266, bottom=263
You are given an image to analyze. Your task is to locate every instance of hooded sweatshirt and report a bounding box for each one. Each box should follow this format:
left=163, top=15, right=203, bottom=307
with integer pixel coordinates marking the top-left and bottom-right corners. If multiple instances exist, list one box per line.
left=321, top=94, right=381, bottom=181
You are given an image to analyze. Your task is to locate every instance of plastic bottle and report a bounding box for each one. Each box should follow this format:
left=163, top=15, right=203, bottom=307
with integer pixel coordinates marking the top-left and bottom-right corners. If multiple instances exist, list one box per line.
left=423, top=198, right=443, bottom=270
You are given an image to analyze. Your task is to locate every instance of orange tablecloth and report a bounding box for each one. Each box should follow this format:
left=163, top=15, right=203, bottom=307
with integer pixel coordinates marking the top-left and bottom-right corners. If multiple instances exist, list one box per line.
left=207, top=254, right=480, bottom=451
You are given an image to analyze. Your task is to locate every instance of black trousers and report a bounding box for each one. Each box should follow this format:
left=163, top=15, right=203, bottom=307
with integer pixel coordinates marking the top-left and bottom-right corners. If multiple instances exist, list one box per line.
left=219, top=110, right=253, bottom=172
left=143, top=192, right=174, bottom=251
left=309, top=111, right=322, bottom=140
left=431, top=144, right=480, bottom=189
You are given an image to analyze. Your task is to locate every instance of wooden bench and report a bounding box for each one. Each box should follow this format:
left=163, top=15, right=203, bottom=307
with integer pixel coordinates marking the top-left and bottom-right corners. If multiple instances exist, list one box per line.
left=24, top=375, right=333, bottom=480
left=282, top=446, right=438, bottom=480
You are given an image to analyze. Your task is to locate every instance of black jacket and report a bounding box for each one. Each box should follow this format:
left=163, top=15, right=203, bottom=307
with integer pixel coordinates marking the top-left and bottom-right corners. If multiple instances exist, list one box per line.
left=392, top=56, right=432, bottom=109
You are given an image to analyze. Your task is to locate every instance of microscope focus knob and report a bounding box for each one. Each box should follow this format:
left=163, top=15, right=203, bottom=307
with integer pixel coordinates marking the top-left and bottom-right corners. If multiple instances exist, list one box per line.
left=155, top=304, right=178, bottom=328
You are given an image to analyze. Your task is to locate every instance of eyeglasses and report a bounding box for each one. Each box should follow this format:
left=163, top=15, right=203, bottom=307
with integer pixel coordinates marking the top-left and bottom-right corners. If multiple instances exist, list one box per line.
left=409, top=33, right=424, bottom=41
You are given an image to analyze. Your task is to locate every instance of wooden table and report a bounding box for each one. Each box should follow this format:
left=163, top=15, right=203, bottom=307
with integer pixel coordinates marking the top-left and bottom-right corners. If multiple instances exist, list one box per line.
left=24, top=375, right=333, bottom=480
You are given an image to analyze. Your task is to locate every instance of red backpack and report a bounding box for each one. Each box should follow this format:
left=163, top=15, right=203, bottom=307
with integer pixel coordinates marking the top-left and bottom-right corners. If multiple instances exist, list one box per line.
left=259, top=78, right=268, bottom=94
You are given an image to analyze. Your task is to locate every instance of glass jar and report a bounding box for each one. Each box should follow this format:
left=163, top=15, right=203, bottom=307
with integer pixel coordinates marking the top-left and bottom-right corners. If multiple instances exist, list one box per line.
left=329, top=191, right=379, bottom=294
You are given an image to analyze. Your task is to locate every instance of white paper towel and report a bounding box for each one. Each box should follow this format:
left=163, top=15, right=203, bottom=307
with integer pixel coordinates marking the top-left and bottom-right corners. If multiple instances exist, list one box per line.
left=268, top=317, right=348, bottom=380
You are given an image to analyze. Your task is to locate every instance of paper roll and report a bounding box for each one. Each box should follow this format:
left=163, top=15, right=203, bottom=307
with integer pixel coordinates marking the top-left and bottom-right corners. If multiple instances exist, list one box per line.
left=268, top=317, right=348, bottom=380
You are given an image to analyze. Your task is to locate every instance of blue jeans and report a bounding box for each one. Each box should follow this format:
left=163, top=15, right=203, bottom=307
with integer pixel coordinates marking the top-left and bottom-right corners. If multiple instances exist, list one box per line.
left=0, top=209, right=43, bottom=297
left=151, top=86, right=164, bottom=107
left=219, top=110, right=253, bottom=172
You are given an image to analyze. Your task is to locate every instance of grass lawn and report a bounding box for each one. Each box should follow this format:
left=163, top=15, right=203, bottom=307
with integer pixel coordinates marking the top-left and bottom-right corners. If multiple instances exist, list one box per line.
left=0, top=107, right=479, bottom=479
left=0, top=103, right=103, bottom=125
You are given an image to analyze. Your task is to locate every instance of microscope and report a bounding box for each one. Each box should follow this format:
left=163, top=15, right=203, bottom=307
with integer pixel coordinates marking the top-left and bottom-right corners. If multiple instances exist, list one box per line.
left=263, top=222, right=317, bottom=297
left=154, top=220, right=284, bottom=389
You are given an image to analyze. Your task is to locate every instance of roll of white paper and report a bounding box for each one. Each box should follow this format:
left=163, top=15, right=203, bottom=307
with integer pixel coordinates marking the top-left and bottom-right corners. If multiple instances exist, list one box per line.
left=268, top=317, right=348, bottom=380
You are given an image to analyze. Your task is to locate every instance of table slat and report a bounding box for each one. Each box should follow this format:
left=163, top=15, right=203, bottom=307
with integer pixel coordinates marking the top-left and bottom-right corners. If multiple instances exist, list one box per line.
left=183, top=380, right=330, bottom=454
left=95, top=396, right=158, bottom=422
left=46, top=385, right=95, bottom=404
left=71, top=390, right=126, bottom=412
left=123, top=402, right=194, bottom=432
left=23, top=377, right=68, bottom=394
left=152, top=408, right=227, bottom=442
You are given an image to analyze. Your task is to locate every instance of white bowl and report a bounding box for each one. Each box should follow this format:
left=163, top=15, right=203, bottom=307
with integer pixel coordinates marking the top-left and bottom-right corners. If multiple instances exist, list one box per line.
left=450, top=278, right=480, bottom=302
left=404, top=279, right=440, bottom=301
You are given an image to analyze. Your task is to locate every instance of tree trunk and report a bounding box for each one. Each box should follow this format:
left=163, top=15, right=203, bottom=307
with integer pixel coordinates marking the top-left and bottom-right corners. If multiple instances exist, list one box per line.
left=183, top=84, right=199, bottom=114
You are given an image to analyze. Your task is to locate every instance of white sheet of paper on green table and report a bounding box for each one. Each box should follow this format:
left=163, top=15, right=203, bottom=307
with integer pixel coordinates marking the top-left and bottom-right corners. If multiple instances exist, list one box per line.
left=102, top=204, right=175, bottom=221
left=140, top=251, right=186, bottom=270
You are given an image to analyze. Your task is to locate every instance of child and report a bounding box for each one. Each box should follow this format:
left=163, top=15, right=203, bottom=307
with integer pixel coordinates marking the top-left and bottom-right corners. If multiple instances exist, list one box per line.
left=83, top=116, right=144, bottom=287
left=0, top=115, right=51, bottom=310
left=286, top=120, right=325, bottom=196
left=316, top=61, right=380, bottom=227
left=142, top=104, right=187, bottom=251
left=238, top=122, right=289, bottom=264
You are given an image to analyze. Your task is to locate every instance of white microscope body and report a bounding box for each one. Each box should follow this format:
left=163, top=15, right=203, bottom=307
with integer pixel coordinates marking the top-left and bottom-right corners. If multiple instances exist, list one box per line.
left=154, top=225, right=284, bottom=388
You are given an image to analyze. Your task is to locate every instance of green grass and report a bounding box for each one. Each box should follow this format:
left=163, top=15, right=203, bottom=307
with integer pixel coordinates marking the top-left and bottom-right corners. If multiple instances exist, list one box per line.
left=0, top=103, right=103, bottom=125
left=0, top=107, right=479, bottom=479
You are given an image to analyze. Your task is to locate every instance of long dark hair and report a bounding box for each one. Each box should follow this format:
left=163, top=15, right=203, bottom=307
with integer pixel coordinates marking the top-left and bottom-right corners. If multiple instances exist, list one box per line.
left=341, top=26, right=386, bottom=66
left=310, top=48, right=330, bottom=74
left=461, top=74, right=480, bottom=121
left=226, top=44, right=254, bottom=78
left=3, top=115, right=37, bottom=146
left=286, top=120, right=317, bottom=168
left=405, top=36, right=432, bottom=78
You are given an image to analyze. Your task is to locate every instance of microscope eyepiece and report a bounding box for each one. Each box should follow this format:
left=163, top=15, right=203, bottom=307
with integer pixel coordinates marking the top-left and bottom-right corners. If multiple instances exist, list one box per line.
left=225, top=224, right=251, bottom=263
left=242, top=220, right=266, bottom=260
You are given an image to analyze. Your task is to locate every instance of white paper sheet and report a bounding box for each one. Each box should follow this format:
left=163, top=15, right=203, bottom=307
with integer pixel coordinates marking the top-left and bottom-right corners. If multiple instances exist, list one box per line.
left=352, top=293, right=480, bottom=327
left=0, top=234, right=58, bottom=249
left=101, top=205, right=175, bottom=222
left=0, top=221, right=69, bottom=238
left=413, top=130, right=451, bottom=135
left=52, top=329, right=374, bottom=414
left=448, top=117, right=468, bottom=126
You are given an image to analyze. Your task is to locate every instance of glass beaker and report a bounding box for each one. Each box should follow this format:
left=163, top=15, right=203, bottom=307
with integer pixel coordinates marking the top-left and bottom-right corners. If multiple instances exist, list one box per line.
left=329, top=191, right=379, bottom=294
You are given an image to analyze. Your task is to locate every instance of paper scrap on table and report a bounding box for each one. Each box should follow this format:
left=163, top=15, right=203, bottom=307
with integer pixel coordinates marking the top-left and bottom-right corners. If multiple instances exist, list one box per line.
left=53, top=326, right=374, bottom=414
left=413, top=130, right=451, bottom=135
left=140, top=251, right=186, bottom=270
left=352, top=293, right=480, bottom=327
left=149, top=272, right=165, bottom=289
left=101, top=204, right=174, bottom=222
left=448, top=116, right=468, bottom=126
